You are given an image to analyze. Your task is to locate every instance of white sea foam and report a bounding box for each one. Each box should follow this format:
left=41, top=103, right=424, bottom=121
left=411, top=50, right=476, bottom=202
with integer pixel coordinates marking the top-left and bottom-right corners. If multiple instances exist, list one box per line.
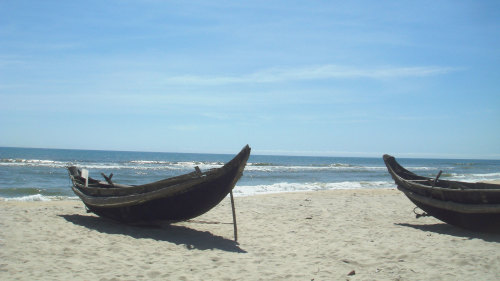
left=1, top=195, right=79, bottom=202
left=448, top=172, right=500, bottom=183
left=245, top=164, right=386, bottom=172
left=130, top=160, right=172, bottom=164
left=233, top=181, right=393, bottom=197
left=472, top=172, right=500, bottom=178
left=3, top=194, right=50, bottom=201
left=403, top=166, right=443, bottom=171
left=0, top=159, right=66, bottom=168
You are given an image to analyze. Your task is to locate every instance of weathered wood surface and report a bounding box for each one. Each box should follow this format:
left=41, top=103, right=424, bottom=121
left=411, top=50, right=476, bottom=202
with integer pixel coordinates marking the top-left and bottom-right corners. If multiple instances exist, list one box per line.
left=67, top=145, right=251, bottom=224
left=383, top=154, right=500, bottom=230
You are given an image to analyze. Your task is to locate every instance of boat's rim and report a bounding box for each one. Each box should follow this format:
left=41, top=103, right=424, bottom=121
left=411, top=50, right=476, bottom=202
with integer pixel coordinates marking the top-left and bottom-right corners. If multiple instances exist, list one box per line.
left=69, top=145, right=250, bottom=191
left=69, top=145, right=251, bottom=208
left=385, top=154, right=500, bottom=192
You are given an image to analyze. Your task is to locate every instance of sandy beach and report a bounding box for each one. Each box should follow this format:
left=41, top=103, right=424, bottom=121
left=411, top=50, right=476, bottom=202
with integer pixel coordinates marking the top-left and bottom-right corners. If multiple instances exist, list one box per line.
left=1, top=189, right=499, bottom=280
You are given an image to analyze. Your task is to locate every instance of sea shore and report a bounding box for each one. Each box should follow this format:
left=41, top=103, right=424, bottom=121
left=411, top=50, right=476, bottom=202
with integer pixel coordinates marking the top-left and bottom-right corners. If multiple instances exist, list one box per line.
left=1, top=189, right=499, bottom=280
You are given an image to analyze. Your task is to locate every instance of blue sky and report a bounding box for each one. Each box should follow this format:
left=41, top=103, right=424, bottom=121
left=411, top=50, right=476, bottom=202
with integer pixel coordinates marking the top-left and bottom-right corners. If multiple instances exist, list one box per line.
left=1, top=1, right=499, bottom=159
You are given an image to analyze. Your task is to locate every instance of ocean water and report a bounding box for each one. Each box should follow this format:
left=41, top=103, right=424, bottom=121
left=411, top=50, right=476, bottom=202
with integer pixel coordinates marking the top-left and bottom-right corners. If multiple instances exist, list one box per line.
left=1, top=147, right=500, bottom=201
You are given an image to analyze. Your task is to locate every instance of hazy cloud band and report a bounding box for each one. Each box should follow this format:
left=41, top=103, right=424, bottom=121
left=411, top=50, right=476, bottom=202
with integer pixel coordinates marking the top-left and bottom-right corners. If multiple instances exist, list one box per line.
left=164, top=65, right=458, bottom=85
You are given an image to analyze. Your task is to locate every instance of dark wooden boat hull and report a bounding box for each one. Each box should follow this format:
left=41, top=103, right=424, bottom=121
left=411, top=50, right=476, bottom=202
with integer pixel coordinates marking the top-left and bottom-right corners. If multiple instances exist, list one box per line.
left=88, top=160, right=244, bottom=222
left=384, top=154, right=500, bottom=230
left=402, top=189, right=500, bottom=230
left=68, top=145, right=250, bottom=223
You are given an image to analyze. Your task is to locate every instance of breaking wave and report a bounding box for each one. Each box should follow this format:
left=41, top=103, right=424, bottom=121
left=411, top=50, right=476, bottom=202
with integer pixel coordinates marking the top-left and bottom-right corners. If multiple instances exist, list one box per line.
left=233, top=181, right=393, bottom=197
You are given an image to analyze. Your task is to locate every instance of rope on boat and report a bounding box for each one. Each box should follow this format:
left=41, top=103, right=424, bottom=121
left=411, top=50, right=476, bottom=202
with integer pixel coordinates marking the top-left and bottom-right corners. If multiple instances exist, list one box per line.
left=413, top=207, right=430, bottom=219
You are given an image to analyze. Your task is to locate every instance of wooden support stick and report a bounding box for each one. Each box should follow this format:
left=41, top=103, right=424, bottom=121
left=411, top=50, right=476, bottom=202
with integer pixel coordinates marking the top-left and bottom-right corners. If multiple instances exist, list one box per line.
left=194, top=166, right=202, bottom=177
left=434, top=170, right=443, bottom=185
left=230, top=190, right=238, bottom=242
left=430, top=170, right=443, bottom=187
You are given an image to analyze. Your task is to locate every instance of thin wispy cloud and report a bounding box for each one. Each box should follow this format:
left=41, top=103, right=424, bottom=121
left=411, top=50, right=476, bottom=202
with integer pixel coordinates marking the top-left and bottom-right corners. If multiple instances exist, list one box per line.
left=0, top=56, right=28, bottom=68
left=163, top=65, right=459, bottom=85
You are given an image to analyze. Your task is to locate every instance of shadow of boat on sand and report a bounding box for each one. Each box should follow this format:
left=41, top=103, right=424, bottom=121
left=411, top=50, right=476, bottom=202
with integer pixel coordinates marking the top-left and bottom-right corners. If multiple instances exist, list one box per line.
left=60, top=214, right=246, bottom=253
left=395, top=222, right=500, bottom=243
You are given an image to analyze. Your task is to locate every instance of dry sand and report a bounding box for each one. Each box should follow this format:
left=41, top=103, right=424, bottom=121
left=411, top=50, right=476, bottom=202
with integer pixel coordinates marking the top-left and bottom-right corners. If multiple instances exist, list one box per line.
left=1, top=189, right=500, bottom=280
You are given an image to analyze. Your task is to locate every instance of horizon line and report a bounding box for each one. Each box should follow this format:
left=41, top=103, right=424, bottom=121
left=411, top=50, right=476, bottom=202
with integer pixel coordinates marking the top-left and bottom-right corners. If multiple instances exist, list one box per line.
left=1, top=145, right=498, bottom=161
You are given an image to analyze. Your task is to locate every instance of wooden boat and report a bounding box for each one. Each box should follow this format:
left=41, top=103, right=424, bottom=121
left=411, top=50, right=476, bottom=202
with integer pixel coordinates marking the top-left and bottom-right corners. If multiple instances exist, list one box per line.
left=68, top=145, right=251, bottom=223
left=383, top=154, right=500, bottom=230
